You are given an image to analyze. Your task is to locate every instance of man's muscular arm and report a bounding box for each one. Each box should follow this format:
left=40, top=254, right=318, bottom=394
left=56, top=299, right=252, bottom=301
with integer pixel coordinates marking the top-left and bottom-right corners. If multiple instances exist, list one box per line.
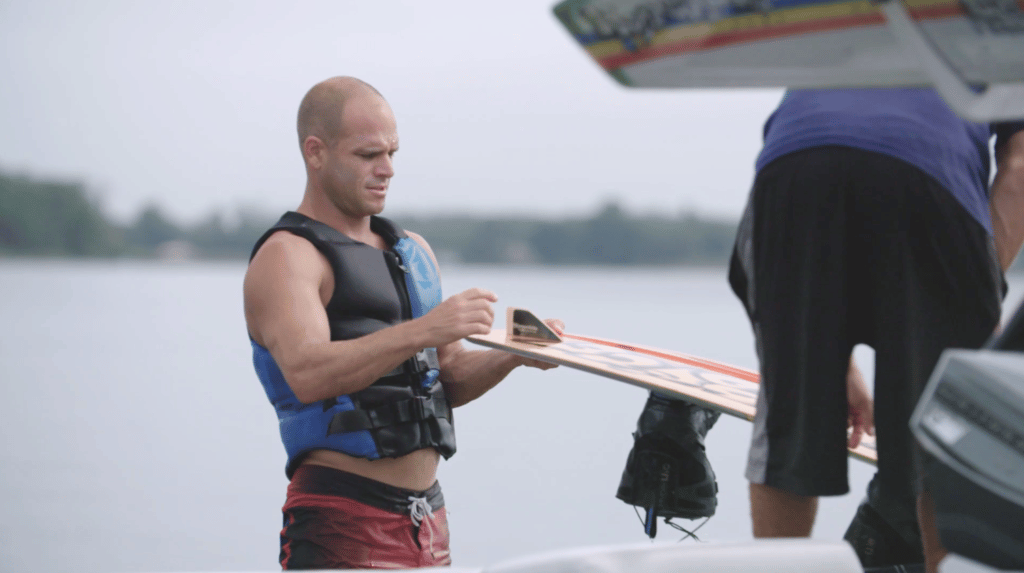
left=244, top=232, right=494, bottom=404
left=436, top=341, right=560, bottom=408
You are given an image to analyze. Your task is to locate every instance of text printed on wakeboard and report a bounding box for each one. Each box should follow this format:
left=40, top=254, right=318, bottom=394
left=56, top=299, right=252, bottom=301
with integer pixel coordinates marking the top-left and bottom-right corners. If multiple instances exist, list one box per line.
left=542, top=339, right=759, bottom=418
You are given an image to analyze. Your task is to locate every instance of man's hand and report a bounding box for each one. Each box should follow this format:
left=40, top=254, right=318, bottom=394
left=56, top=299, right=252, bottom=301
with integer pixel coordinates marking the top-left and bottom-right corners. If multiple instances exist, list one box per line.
left=846, top=358, right=874, bottom=449
left=515, top=318, right=565, bottom=370
left=436, top=316, right=563, bottom=406
left=419, top=288, right=498, bottom=347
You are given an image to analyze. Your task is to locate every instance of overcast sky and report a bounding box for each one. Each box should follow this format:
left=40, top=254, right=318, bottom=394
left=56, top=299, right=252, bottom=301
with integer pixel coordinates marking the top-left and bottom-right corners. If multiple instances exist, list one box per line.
left=1, top=0, right=785, bottom=224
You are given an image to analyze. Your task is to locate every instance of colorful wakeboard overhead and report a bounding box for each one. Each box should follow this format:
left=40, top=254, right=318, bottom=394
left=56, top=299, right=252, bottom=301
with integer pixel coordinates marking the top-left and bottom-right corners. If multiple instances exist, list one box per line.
left=467, top=308, right=877, bottom=465
left=551, top=0, right=1024, bottom=120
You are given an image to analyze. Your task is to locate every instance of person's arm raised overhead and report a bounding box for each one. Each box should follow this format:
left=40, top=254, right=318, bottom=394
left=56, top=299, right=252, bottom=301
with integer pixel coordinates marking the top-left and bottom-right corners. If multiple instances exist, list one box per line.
left=991, top=127, right=1024, bottom=272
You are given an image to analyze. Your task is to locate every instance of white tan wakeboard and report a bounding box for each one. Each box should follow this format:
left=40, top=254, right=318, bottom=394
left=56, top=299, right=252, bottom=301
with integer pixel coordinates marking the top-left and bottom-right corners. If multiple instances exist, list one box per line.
left=467, top=308, right=877, bottom=465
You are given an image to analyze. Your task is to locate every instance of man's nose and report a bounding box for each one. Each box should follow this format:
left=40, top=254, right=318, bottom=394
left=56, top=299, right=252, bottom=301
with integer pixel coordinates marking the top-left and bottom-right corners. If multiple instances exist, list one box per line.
left=376, top=156, right=394, bottom=178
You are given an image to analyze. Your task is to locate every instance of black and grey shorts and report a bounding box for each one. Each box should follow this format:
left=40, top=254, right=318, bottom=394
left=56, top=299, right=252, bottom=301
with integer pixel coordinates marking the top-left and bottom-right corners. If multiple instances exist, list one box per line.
left=729, top=145, right=1003, bottom=502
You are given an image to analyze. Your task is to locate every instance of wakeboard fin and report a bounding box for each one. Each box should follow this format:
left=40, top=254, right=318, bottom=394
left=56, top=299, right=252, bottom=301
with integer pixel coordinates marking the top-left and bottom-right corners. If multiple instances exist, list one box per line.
left=507, top=308, right=562, bottom=344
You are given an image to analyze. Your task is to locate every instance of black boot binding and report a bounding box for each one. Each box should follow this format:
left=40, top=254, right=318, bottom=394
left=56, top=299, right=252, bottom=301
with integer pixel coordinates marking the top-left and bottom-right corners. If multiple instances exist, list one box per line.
left=844, top=476, right=925, bottom=571
left=616, top=392, right=721, bottom=538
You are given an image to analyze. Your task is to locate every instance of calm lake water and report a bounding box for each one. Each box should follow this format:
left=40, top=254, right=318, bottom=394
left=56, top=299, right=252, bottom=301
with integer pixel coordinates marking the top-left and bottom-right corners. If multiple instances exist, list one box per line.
left=1, top=259, right=1022, bottom=573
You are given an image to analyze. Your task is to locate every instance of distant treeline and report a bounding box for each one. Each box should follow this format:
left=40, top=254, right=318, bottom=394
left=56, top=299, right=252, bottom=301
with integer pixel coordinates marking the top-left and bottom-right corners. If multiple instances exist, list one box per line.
left=0, top=171, right=274, bottom=260
left=392, top=204, right=737, bottom=266
left=0, top=170, right=742, bottom=266
left=4, top=169, right=1023, bottom=270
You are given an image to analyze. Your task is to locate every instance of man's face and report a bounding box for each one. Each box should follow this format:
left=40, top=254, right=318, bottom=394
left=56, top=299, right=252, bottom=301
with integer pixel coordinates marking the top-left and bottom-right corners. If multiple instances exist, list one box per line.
left=319, top=93, right=399, bottom=219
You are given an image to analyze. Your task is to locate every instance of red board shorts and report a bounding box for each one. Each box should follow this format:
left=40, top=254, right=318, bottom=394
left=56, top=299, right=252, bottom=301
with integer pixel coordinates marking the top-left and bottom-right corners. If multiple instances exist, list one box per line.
left=280, top=464, right=451, bottom=570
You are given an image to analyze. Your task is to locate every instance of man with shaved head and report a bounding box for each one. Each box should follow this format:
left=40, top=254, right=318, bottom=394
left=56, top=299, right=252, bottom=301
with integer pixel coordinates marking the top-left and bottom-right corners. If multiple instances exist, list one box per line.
left=295, top=76, right=382, bottom=153
left=244, top=76, right=560, bottom=569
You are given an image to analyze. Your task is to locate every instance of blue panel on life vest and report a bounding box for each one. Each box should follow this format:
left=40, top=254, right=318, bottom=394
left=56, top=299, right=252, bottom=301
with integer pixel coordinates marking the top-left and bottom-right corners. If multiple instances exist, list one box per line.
left=393, top=237, right=442, bottom=319
left=251, top=340, right=379, bottom=468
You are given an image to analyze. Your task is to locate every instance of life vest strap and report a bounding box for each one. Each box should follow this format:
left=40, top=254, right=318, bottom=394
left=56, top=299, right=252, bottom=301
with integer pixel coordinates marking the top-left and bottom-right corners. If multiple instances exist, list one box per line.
left=327, top=392, right=451, bottom=434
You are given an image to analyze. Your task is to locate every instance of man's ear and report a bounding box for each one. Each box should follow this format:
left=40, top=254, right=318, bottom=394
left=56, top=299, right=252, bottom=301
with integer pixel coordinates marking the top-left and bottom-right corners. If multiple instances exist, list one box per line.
left=303, top=136, right=325, bottom=169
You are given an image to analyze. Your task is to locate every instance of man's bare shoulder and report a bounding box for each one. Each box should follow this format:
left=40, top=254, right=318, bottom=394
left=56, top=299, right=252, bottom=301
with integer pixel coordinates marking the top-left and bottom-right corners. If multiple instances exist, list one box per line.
left=244, top=230, right=333, bottom=345
left=244, top=231, right=329, bottom=302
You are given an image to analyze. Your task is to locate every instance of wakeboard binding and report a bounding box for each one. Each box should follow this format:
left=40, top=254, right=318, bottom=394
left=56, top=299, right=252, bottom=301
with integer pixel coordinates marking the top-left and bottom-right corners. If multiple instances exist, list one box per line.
left=844, top=476, right=925, bottom=570
left=616, top=392, right=721, bottom=538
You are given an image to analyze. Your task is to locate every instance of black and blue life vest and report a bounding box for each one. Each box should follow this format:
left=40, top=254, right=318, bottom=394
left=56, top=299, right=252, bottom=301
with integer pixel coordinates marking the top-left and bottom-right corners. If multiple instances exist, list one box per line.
left=249, top=212, right=456, bottom=478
